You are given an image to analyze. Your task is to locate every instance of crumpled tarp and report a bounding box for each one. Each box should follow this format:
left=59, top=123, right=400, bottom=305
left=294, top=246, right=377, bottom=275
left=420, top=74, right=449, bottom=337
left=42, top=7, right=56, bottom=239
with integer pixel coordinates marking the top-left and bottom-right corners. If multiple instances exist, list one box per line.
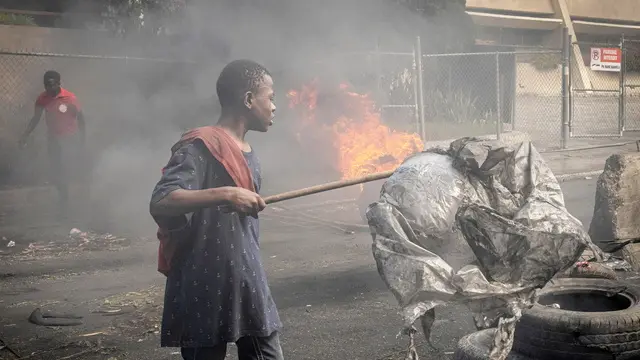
left=367, top=137, right=605, bottom=360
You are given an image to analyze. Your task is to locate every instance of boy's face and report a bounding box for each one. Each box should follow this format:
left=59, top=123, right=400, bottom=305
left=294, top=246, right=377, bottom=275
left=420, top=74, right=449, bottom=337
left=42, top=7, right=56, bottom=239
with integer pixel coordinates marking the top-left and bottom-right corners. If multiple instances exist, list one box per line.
left=245, top=74, right=276, bottom=132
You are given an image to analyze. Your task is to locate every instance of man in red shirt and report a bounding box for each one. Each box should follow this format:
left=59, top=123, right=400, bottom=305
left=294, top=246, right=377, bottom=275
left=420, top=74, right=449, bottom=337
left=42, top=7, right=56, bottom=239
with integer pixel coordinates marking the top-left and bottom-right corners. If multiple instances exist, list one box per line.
left=19, top=70, right=87, bottom=219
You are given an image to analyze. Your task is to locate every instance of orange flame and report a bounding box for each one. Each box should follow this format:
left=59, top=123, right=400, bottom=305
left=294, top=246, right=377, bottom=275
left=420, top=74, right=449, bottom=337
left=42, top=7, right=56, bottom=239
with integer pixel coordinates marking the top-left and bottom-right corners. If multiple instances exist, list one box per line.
left=287, top=80, right=423, bottom=180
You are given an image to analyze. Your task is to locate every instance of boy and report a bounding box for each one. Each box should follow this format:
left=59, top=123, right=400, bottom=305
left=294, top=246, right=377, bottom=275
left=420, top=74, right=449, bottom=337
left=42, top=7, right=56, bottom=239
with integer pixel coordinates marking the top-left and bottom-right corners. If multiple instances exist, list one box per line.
left=150, top=59, right=283, bottom=360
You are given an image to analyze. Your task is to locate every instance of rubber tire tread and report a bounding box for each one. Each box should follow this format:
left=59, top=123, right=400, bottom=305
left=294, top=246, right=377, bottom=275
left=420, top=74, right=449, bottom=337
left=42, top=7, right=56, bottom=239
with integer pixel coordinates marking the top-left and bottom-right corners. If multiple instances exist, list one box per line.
left=512, top=339, right=640, bottom=360
left=514, top=328, right=640, bottom=357
left=512, top=278, right=640, bottom=359
left=453, top=329, right=534, bottom=360
left=563, top=262, right=618, bottom=280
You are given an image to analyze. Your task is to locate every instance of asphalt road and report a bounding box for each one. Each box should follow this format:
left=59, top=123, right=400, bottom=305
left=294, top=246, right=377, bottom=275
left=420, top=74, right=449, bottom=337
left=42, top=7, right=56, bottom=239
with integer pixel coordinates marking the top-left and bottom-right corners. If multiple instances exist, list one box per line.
left=0, top=177, right=599, bottom=360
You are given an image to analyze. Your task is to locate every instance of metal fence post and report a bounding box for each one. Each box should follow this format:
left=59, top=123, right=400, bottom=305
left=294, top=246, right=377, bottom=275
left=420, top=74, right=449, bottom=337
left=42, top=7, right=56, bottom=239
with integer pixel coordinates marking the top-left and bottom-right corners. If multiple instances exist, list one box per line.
left=415, top=36, right=426, bottom=142
left=495, top=52, right=502, bottom=140
left=412, top=41, right=421, bottom=136
left=619, top=33, right=626, bottom=134
left=375, top=38, right=382, bottom=95
left=510, top=54, right=517, bottom=131
left=561, top=27, right=571, bottom=149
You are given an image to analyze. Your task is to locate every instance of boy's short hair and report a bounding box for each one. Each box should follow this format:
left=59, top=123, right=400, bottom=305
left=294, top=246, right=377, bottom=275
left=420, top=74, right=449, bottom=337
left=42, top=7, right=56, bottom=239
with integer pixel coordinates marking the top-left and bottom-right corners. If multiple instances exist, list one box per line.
left=216, top=60, right=270, bottom=108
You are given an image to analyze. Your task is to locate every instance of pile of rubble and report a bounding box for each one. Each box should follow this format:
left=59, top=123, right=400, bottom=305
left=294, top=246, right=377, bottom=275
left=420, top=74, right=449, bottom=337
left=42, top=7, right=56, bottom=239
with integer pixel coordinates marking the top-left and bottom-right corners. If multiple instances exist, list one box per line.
left=367, top=138, right=640, bottom=360
left=452, top=151, right=640, bottom=359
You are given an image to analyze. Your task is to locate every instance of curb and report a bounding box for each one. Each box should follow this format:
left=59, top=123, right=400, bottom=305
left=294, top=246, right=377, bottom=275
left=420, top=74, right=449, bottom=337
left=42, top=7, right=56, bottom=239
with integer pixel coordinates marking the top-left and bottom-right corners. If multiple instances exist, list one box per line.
left=541, top=141, right=638, bottom=154
left=556, top=170, right=602, bottom=182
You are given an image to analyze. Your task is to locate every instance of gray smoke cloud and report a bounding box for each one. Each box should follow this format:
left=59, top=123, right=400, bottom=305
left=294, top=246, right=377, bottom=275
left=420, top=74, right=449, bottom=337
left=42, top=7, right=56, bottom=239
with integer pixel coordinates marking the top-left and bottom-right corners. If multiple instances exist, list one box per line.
left=58, top=0, right=474, bottom=236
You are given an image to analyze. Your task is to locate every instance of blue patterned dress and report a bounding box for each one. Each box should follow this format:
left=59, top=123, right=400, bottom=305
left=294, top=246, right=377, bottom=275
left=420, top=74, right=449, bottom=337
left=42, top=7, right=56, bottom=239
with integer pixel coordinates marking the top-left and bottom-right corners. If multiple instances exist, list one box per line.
left=151, top=140, right=282, bottom=348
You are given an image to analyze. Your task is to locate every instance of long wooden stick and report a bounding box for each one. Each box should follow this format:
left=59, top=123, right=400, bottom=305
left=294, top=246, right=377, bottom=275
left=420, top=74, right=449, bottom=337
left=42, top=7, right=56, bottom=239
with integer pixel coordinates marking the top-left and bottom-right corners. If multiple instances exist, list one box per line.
left=263, top=169, right=394, bottom=205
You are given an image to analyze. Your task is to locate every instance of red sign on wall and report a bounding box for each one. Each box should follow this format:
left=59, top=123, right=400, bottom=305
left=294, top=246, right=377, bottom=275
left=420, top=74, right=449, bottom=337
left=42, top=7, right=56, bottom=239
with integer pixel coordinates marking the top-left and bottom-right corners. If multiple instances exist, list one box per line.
left=590, top=47, right=622, bottom=72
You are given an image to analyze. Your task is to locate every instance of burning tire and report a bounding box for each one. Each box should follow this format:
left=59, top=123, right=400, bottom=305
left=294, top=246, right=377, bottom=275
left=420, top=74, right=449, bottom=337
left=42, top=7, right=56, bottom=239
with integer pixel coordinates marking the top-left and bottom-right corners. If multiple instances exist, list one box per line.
left=453, top=329, right=535, bottom=360
left=513, top=278, right=640, bottom=359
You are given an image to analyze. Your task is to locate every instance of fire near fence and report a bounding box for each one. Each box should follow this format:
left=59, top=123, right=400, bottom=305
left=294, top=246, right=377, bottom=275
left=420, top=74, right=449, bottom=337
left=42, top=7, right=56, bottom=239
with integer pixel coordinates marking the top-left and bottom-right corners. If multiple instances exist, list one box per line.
left=1, top=31, right=639, bottom=164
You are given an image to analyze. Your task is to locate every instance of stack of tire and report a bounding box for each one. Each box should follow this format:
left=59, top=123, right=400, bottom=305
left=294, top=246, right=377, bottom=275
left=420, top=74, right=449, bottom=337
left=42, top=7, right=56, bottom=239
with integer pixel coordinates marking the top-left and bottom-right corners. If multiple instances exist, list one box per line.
left=454, top=269, right=640, bottom=359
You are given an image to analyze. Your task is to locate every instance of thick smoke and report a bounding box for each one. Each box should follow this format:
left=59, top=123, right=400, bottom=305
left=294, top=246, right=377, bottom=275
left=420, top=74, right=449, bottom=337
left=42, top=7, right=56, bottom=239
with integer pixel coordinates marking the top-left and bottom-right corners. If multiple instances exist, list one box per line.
left=38, top=0, right=474, bottom=236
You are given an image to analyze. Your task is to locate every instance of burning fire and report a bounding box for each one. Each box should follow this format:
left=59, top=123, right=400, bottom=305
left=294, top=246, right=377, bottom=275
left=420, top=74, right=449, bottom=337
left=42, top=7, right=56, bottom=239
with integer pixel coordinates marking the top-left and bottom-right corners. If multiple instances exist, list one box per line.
left=287, top=80, right=423, bottom=180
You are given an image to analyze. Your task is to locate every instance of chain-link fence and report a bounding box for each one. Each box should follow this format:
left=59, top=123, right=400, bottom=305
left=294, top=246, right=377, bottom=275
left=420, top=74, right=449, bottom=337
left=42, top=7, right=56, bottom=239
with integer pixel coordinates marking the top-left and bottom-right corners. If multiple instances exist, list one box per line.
left=418, top=33, right=640, bottom=149
left=0, top=50, right=200, bottom=135
left=293, top=40, right=421, bottom=135
left=2, top=31, right=638, bottom=185
left=570, top=41, right=623, bottom=137
left=0, top=44, right=421, bottom=185
left=420, top=49, right=563, bottom=149
left=624, top=39, right=640, bottom=131
left=0, top=50, right=200, bottom=184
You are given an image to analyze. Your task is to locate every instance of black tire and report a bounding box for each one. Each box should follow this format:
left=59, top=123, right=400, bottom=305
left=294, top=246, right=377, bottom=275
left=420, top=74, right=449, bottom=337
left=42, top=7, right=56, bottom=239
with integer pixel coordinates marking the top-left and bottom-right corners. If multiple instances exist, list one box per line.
left=559, top=262, right=618, bottom=281
left=513, top=278, right=640, bottom=360
left=454, top=329, right=535, bottom=360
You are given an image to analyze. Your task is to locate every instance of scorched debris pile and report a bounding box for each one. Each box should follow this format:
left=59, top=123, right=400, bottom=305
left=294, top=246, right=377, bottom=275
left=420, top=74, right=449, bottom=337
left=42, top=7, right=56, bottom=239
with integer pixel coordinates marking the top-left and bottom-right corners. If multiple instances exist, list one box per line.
left=366, top=137, right=605, bottom=360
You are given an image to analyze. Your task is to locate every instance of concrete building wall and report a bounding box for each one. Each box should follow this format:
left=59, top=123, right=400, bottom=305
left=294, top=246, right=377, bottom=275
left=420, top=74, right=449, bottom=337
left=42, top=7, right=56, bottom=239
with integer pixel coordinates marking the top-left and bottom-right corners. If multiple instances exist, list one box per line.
left=467, top=0, right=554, bottom=15
left=467, top=0, right=640, bottom=23
left=0, top=24, right=126, bottom=54
left=568, top=0, right=640, bottom=23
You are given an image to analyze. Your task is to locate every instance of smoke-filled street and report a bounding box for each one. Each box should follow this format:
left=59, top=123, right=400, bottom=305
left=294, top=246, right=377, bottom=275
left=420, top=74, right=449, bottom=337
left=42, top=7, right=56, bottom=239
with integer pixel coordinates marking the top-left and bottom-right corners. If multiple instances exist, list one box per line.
left=2, top=1, right=640, bottom=360
left=0, top=177, right=599, bottom=360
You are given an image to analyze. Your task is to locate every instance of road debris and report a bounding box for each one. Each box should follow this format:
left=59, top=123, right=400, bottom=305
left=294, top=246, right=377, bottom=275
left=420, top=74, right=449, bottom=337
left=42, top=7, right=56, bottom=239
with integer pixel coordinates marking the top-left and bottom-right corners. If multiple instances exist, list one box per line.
left=454, top=329, right=533, bottom=360
left=0, top=337, right=21, bottom=359
left=28, top=308, right=83, bottom=326
left=369, top=138, right=595, bottom=360
left=4, top=229, right=132, bottom=261
left=79, top=331, right=107, bottom=337
left=92, top=306, right=136, bottom=316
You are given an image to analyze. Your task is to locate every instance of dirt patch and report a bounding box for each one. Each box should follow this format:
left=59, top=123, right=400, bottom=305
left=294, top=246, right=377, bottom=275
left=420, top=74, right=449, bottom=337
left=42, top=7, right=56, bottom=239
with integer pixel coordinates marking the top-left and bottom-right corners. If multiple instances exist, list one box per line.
left=1, top=285, right=164, bottom=360
left=0, top=230, right=132, bottom=261
left=98, top=286, right=164, bottom=339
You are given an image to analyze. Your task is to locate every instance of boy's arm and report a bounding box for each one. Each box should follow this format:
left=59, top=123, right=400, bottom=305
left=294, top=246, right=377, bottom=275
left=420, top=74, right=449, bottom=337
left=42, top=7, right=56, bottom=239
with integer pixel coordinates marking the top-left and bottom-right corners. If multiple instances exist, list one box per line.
left=149, top=142, right=265, bottom=218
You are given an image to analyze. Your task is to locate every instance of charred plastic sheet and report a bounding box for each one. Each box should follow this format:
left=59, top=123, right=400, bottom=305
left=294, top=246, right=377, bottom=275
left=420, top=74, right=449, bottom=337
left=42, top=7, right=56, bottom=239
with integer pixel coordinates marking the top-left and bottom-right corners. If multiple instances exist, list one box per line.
left=367, top=137, right=604, bottom=360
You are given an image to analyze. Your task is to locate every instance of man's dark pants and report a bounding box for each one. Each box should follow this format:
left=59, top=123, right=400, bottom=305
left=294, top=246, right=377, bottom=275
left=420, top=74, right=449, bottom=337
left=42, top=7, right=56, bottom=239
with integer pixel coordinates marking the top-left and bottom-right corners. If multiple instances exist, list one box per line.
left=47, top=134, right=86, bottom=218
left=181, top=331, right=284, bottom=360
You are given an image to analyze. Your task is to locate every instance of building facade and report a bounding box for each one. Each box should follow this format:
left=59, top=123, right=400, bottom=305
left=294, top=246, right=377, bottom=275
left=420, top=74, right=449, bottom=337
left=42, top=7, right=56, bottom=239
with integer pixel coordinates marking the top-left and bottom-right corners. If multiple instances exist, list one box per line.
left=467, top=0, right=640, bottom=47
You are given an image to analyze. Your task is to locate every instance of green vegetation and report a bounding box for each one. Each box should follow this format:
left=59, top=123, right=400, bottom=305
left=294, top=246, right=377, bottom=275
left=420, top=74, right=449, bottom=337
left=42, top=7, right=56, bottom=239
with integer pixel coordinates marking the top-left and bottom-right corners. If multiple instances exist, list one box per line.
left=0, top=12, right=37, bottom=26
left=424, top=89, right=495, bottom=125
left=626, top=50, right=640, bottom=72
left=531, top=53, right=561, bottom=71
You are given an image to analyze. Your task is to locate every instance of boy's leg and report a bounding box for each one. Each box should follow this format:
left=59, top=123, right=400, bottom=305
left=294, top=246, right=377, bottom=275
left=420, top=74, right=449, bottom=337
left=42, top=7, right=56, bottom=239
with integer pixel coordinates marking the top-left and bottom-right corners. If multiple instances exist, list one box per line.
left=181, top=344, right=227, bottom=360
left=236, top=331, right=284, bottom=360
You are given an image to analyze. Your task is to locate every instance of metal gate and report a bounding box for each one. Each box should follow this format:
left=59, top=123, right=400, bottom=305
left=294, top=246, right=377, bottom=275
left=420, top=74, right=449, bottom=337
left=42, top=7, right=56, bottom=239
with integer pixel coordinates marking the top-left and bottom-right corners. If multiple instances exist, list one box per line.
left=624, top=38, right=640, bottom=131
left=569, top=40, right=623, bottom=138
